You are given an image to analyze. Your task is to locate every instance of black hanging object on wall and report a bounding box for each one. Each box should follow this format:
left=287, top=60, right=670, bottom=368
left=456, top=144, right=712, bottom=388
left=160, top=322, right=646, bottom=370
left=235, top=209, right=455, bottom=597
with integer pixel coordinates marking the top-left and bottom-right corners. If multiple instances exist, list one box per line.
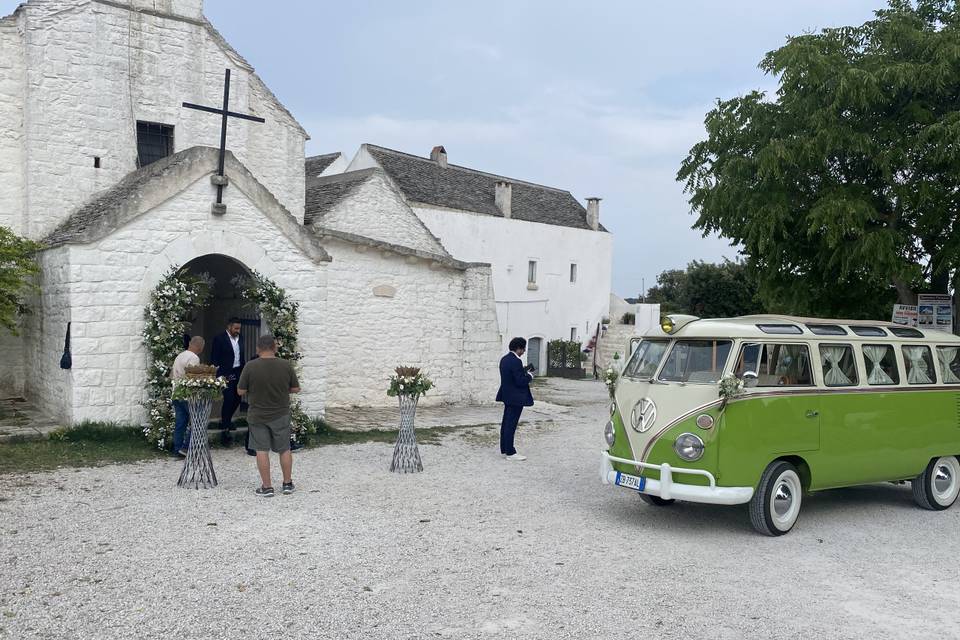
left=59, top=322, right=72, bottom=370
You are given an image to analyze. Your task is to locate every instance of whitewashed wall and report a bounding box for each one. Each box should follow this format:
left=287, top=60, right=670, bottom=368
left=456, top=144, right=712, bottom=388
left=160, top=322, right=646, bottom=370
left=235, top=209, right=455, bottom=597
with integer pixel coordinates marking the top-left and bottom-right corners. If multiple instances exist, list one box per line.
left=412, top=205, right=613, bottom=354
left=322, top=237, right=499, bottom=407
left=0, top=326, right=26, bottom=399
left=33, top=173, right=327, bottom=425
left=9, top=0, right=307, bottom=239
left=0, top=11, right=24, bottom=234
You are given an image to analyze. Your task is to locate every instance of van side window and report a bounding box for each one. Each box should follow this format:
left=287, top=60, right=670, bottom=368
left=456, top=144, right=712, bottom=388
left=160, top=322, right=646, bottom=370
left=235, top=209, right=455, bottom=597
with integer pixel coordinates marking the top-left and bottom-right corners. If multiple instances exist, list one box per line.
left=862, top=344, right=899, bottom=385
left=819, top=345, right=858, bottom=386
left=902, top=346, right=936, bottom=384
left=736, top=343, right=813, bottom=387
left=935, top=346, right=960, bottom=384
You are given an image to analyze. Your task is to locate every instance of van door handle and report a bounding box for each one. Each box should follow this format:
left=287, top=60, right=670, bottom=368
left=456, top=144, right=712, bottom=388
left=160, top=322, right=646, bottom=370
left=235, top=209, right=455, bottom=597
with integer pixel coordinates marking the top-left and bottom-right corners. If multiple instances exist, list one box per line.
left=805, top=410, right=819, bottom=419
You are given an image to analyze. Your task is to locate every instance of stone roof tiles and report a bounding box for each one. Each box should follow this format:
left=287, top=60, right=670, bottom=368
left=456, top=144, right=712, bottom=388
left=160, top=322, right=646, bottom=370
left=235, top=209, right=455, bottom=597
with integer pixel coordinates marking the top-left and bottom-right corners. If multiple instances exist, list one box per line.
left=364, top=144, right=606, bottom=231
left=305, top=152, right=344, bottom=178
left=303, top=169, right=377, bottom=227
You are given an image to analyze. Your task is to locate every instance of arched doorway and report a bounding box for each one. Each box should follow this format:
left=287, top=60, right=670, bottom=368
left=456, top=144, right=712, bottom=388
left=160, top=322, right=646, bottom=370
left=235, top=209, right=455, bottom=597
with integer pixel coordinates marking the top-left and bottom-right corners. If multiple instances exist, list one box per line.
left=179, top=254, right=262, bottom=363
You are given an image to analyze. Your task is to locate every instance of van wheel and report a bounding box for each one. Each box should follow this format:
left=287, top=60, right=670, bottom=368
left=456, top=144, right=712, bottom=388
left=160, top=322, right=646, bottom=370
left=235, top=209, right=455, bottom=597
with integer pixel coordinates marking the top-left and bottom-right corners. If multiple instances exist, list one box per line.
left=639, top=493, right=675, bottom=506
left=749, top=461, right=802, bottom=536
left=912, top=456, right=960, bottom=511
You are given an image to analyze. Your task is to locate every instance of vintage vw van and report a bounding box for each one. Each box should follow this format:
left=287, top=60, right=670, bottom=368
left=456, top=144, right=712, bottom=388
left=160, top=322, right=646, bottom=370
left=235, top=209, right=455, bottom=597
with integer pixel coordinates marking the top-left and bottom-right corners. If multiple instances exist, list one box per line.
left=601, top=314, right=960, bottom=535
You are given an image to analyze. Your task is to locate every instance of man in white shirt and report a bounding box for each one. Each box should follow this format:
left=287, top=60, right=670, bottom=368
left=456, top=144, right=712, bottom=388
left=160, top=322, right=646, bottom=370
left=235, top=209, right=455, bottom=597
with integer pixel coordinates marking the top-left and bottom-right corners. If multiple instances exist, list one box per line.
left=171, top=336, right=205, bottom=456
left=211, top=317, right=246, bottom=445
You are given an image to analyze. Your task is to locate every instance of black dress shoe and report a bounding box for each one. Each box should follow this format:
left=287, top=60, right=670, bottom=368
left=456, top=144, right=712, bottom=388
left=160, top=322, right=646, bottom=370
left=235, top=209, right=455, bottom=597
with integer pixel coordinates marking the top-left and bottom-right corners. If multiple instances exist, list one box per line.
left=245, top=448, right=257, bottom=457
left=289, top=440, right=303, bottom=452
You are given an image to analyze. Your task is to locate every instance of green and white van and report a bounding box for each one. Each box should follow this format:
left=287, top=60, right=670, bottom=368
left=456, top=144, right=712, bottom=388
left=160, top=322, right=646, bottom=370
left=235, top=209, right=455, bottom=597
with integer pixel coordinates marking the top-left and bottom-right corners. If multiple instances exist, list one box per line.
left=601, top=314, right=960, bottom=535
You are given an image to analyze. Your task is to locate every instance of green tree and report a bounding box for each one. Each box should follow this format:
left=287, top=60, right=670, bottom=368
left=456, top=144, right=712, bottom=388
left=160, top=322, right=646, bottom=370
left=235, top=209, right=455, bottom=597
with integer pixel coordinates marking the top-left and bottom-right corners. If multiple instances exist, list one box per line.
left=0, top=226, right=40, bottom=335
left=678, top=0, right=960, bottom=319
left=647, top=260, right=761, bottom=318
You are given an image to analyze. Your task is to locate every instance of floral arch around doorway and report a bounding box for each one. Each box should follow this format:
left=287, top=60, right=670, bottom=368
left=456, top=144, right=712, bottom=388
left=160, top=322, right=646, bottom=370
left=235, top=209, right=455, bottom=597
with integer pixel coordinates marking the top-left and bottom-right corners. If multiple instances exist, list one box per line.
left=141, top=264, right=310, bottom=449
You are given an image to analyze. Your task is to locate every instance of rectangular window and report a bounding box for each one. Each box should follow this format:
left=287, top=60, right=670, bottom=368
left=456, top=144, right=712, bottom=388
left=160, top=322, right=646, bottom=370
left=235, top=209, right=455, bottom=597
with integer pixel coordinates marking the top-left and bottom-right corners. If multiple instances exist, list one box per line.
left=527, top=260, right=537, bottom=284
left=569, top=263, right=577, bottom=283
left=937, top=346, right=960, bottom=384
left=570, top=327, right=577, bottom=341
left=819, top=344, right=858, bottom=386
left=736, top=343, right=814, bottom=387
left=136, top=121, right=174, bottom=167
left=658, top=339, right=733, bottom=384
left=862, top=344, right=900, bottom=385
left=902, top=345, right=936, bottom=384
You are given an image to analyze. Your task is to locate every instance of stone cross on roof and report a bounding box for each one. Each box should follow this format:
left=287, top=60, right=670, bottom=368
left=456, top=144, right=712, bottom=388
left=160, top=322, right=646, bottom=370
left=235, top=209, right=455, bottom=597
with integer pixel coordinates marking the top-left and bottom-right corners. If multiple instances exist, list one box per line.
left=182, top=68, right=265, bottom=215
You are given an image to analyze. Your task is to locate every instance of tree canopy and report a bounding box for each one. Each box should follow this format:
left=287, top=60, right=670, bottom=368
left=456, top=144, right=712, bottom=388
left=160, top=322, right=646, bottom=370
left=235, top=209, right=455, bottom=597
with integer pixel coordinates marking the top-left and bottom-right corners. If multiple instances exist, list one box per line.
left=646, top=260, right=762, bottom=318
left=0, top=226, right=39, bottom=335
left=678, top=0, right=960, bottom=319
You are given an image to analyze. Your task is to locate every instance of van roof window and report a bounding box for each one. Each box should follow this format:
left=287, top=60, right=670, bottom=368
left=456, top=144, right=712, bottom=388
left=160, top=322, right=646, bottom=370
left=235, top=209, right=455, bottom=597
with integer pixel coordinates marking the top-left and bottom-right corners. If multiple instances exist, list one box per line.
left=850, top=326, right=887, bottom=337
left=807, top=324, right=847, bottom=336
left=757, top=324, right=803, bottom=335
left=890, top=327, right=924, bottom=338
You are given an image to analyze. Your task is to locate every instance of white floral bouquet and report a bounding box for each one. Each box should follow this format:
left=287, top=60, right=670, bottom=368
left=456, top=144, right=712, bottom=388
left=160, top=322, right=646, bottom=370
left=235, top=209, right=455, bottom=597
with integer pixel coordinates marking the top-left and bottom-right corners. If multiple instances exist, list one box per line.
left=718, top=373, right=744, bottom=407
left=387, top=366, right=434, bottom=398
left=171, top=372, right=228, bottom=401
left=603, top=367, right=619, bottom=400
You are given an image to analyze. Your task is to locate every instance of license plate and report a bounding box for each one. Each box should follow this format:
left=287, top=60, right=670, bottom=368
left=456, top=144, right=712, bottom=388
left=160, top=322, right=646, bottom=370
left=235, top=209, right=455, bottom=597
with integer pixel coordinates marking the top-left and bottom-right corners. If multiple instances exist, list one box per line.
left=615, top=471, right=645, bottom=492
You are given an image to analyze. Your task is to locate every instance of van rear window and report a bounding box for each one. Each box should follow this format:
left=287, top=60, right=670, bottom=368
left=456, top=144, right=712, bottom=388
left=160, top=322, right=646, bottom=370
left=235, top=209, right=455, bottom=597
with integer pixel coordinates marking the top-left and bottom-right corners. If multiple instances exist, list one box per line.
left=756, top=324, right=803, bottom=335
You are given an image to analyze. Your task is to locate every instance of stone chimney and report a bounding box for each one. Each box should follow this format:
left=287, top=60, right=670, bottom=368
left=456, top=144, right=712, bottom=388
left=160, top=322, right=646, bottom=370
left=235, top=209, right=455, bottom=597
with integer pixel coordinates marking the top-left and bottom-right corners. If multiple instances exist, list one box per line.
left=586, top=197, right=601, bottom=231
left=430, top=145, right=448, bottom=169
left=495, top=181, right=512, bottom=218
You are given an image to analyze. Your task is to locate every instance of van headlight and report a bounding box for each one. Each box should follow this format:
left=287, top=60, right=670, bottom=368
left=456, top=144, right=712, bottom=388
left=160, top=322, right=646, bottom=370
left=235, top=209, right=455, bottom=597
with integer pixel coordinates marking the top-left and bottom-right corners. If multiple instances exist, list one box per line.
left=604, top=420, right=616, bottom=447
left=673, top=433, right=704, bottom=461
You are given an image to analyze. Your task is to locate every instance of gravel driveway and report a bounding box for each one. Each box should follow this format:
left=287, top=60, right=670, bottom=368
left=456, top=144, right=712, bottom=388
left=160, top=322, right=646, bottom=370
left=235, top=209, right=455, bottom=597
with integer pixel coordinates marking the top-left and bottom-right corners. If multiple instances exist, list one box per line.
left=1, top=378, right=958, bottom=639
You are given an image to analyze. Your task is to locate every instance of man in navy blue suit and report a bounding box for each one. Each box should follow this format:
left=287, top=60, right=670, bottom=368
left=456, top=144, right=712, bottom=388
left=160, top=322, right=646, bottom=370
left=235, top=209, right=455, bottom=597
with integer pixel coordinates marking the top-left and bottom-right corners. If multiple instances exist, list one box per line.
left=496, top=337, right=535, bottom=461
left=211, top=317, right=245, bottom=440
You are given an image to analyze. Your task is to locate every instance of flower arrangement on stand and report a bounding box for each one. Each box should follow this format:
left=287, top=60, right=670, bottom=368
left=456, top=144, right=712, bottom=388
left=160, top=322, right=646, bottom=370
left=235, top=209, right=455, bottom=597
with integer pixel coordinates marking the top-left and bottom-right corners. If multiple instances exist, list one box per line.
left=175, top=365, right=226, bottom=489
left=387, top=366, right=434, bottom=473
left=142, top=267, right=212, bottom=449
left=233, top=271, right=315, bottom=442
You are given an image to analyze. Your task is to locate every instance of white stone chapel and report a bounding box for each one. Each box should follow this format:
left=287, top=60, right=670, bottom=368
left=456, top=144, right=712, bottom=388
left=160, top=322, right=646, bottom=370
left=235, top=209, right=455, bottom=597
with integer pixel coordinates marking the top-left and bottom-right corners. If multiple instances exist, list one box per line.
left=0, top=0, right=504, bottom=424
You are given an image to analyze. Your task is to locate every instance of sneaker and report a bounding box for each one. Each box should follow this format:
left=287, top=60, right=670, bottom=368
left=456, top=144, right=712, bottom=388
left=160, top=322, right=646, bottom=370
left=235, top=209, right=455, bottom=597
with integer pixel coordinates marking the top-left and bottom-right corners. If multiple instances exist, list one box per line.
left=255, top=486, right=275, bottom=498
left=504, top=453, right=527, bottom=461
left=289, top=440, right=303, bottom=452
left=282, top=482, right=295, bottom=495
left=177, top=448, right=188, bottom=457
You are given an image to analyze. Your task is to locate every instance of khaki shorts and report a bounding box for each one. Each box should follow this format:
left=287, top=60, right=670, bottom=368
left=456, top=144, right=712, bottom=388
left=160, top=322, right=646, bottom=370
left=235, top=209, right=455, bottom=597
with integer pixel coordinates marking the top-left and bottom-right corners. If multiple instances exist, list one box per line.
left=248, top=414, right=291, bottom=453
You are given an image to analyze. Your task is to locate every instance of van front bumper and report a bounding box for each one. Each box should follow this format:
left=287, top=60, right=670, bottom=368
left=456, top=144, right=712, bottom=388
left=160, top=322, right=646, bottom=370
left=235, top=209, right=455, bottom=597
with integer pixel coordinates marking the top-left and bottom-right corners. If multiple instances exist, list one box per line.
left=600, top=450, right=753, bottom=506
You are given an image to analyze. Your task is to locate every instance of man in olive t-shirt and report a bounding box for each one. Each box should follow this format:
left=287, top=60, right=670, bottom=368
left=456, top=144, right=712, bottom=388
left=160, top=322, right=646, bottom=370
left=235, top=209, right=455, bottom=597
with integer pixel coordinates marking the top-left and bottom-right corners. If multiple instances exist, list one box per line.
left=237, top=334, right=300, bottom=497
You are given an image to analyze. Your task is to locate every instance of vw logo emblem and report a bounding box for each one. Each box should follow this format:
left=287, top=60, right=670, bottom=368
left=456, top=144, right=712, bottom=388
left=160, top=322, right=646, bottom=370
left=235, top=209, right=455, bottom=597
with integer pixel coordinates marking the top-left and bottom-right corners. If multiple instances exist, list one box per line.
left=631, top=398, right=657, bottom=433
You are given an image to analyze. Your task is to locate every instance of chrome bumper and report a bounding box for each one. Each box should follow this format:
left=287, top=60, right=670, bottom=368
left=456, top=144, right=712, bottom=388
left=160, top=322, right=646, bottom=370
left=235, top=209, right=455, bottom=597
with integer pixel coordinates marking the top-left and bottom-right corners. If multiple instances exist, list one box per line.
left=600, top=450, right=753, bottom=506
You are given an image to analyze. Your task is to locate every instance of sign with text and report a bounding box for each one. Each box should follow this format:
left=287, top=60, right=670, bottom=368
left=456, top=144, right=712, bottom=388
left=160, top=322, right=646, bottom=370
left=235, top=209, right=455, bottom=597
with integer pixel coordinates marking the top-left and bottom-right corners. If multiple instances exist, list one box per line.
left=892, top=304, right=918, bottom=327
left=917, top=294, right=953, bottom=334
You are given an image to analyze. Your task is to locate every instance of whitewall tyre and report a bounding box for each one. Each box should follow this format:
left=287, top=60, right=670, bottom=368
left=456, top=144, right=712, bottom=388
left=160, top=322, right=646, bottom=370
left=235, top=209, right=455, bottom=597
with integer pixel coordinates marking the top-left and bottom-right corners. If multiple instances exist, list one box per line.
left=749, top=461, right=803, bottom=536
left=639, top=493, right=675, bottom=507
left=912, top=456, right=960, bottom=511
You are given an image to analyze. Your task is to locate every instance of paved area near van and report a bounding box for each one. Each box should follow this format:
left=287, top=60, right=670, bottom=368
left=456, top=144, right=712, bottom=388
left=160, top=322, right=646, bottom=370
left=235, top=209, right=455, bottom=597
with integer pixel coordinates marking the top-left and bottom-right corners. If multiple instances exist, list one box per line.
left=1, top=378, right=958, bottom=639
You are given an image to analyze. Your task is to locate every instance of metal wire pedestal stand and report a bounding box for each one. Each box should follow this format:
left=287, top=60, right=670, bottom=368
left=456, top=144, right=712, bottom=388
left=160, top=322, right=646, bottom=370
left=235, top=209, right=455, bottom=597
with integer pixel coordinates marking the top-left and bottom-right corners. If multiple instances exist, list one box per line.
left=177, top=396, right=218, bottom=489
left=390, top=394, right=423, bottom=473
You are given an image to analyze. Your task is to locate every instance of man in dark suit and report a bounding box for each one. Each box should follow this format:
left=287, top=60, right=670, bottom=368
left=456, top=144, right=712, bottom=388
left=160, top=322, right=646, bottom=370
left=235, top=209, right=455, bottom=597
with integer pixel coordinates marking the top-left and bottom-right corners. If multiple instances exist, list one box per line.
left=496, top=337, right=535, bottom=461
left=211, top=317, right=245, bottom=440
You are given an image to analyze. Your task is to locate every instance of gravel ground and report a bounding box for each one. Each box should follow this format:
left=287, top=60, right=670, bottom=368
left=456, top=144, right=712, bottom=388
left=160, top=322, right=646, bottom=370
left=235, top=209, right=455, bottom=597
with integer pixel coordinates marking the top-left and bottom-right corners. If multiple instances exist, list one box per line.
left=1, top=378, right=959, bottom=640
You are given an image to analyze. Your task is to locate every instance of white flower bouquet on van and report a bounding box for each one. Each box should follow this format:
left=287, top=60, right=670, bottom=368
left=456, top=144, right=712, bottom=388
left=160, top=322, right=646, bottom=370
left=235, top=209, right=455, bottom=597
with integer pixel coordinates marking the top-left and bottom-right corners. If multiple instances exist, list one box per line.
left=603, top=367, right=619, bottom=399
left=718, top=373, right=744, bottom=408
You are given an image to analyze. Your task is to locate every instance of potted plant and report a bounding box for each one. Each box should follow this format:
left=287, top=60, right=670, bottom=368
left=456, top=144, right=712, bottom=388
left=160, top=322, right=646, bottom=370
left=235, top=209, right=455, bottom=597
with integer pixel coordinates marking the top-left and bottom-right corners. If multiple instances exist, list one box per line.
left=387, top=366, right=434, bottom=473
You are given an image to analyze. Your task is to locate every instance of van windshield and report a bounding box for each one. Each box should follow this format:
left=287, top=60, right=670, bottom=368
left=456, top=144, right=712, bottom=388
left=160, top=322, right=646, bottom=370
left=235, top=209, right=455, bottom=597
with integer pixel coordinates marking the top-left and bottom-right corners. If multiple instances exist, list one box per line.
left=658, top=340, right=733, bottom=384
left=623, top=340, right=669, bottom=379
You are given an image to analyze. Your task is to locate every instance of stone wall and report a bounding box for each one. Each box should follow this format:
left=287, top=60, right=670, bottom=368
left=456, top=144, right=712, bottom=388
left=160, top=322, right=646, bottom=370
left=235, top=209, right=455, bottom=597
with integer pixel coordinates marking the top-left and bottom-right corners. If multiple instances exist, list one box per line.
left=322, top=238, right=503, bottom=407
left=0, top=11, right=24, bottom=234
left=14, top=0, right=307, bottom=239
left=0, top=326, right=26, bottom=399
left=22, top=247, right=74, bottom=421
left=37, top=172, right=327, bottom=425
left=317, top=171, right=448, bottom=256
left=460, top=265, right=503, bottom=404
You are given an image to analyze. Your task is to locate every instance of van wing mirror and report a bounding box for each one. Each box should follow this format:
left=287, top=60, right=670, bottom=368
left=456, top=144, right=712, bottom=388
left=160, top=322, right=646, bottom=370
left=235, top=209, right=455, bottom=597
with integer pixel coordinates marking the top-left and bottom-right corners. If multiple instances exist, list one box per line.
left=742, top=371, right=759, bottom=388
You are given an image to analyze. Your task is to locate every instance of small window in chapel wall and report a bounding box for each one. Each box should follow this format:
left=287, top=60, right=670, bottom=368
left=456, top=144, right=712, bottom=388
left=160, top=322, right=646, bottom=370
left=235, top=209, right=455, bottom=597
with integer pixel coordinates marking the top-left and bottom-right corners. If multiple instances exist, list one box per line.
left=570, top=263, right=578, bottom=283
left=528, top=260, right=537, bottom=284
left=570, top=327, right=577, bottom=341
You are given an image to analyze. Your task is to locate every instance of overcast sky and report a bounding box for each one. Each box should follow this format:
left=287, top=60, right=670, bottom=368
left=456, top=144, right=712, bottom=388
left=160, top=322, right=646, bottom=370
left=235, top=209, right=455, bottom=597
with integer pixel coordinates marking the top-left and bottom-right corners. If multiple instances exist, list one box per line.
left=3, top=0, right=882, bottom=296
